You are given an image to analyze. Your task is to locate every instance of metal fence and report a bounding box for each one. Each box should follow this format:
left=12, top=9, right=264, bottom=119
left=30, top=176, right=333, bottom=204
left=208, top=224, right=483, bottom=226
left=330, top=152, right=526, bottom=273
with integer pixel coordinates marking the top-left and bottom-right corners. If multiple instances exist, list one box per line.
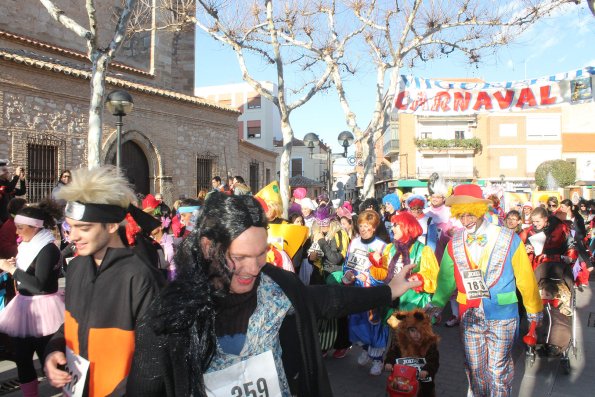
left=26, top=134, right=65, bottom=203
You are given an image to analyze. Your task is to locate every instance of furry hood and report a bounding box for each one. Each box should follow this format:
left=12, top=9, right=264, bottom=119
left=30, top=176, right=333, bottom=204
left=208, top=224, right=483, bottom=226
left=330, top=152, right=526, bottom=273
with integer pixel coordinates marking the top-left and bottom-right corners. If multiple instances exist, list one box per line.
left=388, top=309, right=439, bottom=357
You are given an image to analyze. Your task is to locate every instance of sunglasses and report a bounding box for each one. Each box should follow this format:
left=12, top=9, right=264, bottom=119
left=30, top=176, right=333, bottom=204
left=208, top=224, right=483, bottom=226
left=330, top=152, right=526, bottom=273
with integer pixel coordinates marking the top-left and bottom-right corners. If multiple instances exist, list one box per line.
left=548, top=204, right=557, bottom=208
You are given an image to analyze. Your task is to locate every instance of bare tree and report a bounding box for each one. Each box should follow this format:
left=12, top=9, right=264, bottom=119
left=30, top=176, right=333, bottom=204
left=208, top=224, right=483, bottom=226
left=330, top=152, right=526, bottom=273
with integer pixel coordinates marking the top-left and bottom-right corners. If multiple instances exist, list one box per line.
left=182, top=0, right=364, bottom=214
left=39, top=0, right=137, bottom=168
left=321, top=0, right=582, bottom=198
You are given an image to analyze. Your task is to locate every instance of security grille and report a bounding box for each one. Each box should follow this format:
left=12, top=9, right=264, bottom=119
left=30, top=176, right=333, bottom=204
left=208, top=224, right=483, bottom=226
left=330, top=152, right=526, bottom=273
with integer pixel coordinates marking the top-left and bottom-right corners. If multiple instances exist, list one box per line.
left=26, top=134, right=64, bottom=203
left=197, top=154, right=214, bottom=194
left=249, top=162, right=259, bottom=193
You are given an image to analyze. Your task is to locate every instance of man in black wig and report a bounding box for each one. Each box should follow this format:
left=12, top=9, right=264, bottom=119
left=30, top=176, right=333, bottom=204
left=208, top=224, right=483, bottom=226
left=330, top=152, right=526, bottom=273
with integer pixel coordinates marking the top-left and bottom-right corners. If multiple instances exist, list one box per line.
left=127, top=192, right=420, bottom=397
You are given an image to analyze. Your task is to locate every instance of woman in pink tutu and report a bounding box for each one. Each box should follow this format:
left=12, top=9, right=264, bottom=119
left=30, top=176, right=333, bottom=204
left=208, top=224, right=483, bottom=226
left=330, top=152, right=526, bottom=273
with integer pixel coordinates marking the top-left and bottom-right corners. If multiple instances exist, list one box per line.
left=0, top=199, right=64, bottom=397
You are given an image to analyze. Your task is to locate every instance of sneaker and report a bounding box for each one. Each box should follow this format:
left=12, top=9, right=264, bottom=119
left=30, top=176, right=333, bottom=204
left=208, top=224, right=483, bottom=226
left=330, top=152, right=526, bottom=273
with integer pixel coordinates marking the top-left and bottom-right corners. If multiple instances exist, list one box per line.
left=357, top=350, right=371, bottom=366
left=370, top=360, right=383, bottom=376
left=445, top=316, right=460, bottom=327
left=333, top=347, right=350, bottom=359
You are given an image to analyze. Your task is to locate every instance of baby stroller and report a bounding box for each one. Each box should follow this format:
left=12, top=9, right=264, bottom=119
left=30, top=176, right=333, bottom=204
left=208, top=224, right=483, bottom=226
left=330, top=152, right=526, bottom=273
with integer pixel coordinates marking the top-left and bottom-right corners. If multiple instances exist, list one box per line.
left=525, top=261, right=577, bottom=373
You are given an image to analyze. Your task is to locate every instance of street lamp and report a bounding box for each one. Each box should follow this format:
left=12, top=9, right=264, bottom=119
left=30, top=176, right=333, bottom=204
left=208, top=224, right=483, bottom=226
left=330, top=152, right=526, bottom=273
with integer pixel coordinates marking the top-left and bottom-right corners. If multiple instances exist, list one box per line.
left=105, top=90, right=134, bottom=169
left=302, top=131, right=354, bottom=197
left=303, top=132, right=320, bottom=158
left=337, top=130, right=355, bottom=157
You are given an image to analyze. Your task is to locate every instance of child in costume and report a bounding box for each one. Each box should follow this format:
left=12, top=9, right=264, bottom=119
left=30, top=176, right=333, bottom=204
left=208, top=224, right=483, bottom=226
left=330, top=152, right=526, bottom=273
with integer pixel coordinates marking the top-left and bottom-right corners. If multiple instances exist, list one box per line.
left=371, top=212, right=439, bottom=312
left=385, top=309, right=440, bottom=397
left=342, top=209, right=388, bottom=376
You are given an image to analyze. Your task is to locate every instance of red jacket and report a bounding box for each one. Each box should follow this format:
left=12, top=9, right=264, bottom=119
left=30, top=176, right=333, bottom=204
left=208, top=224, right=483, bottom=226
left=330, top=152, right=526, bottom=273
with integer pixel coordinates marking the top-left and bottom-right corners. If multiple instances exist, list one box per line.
left=519, top=216, right=577, bottom=269
left=0, top=217, right=17, bottom=259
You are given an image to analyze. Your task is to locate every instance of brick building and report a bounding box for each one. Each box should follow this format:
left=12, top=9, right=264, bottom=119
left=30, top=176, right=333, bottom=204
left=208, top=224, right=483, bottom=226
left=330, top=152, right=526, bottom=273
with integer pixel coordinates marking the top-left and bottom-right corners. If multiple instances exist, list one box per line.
left=0, top=0, right=277, bottom=204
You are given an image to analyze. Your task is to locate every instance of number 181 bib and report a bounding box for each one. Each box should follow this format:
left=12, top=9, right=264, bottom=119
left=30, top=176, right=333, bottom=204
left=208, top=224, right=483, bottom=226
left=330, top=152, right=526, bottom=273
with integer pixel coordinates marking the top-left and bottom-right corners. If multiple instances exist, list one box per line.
left=203, top=350, right=282, bottom=397
left=462, top=269, right=490, bottom=300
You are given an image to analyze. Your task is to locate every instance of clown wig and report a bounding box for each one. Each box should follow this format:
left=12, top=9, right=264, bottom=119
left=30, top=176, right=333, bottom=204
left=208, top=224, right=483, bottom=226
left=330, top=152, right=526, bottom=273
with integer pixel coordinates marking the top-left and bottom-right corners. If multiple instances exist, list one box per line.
left=390, top=211, right=423, bottom=243
left=407, top=197, right=426, bottom=209
left=450, top=202, right=489, bottom=219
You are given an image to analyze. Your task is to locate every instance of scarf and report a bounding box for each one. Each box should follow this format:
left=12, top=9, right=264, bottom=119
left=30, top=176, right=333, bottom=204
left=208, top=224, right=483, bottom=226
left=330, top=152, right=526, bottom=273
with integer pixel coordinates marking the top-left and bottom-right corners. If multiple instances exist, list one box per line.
left=16, top=228, right=55, bottom=271
left=384, top=239, right=415, bottom=283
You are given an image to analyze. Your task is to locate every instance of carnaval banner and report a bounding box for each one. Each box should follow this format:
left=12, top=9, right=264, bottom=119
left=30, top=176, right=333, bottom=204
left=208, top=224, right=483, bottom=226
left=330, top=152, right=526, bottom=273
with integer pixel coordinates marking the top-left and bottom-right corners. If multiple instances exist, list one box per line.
left=393, top=67, right=594, bottom=115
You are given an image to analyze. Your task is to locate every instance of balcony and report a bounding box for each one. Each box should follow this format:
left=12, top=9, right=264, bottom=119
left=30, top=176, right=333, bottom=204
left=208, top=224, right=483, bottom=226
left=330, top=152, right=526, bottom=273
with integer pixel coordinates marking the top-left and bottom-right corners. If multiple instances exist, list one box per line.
left=383, top=138, right=400, bottom=157
left=415, top=137, right=482, bottom=154
left=417, top=164, right=474, bottom=179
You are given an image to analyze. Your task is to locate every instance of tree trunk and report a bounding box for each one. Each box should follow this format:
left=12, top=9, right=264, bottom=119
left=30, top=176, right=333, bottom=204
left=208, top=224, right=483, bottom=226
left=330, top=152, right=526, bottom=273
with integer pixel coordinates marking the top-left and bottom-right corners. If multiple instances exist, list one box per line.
left=279, top=115, right=293, bottom=218
left=362, top=132, right=376, bottom=198
left=87, top=51, right=109, bottom=168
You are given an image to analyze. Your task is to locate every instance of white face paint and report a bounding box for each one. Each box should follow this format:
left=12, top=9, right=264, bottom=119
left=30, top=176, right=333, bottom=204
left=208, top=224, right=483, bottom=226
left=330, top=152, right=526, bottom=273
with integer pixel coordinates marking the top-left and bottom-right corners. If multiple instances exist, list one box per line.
left=460, top=213, right=482, bottom=233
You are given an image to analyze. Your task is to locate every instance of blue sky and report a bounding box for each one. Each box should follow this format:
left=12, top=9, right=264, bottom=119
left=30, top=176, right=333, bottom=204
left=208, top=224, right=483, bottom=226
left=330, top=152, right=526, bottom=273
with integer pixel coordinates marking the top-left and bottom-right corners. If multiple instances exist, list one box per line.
left=194, top=3, right=595, bottom=155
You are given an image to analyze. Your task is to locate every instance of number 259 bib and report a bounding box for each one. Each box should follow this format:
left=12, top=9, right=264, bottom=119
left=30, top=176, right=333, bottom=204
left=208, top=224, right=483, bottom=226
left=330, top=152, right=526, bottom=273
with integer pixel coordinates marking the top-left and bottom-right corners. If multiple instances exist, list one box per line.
left=462, top=269, right=490, bottom=299
left=203, top=350, right=282, bottom=397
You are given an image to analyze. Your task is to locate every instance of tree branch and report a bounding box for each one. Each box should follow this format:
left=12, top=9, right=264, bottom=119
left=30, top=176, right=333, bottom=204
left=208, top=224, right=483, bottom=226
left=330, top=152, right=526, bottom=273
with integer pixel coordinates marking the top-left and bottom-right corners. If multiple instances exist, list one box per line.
left=39, top=0, right=93, bottom=42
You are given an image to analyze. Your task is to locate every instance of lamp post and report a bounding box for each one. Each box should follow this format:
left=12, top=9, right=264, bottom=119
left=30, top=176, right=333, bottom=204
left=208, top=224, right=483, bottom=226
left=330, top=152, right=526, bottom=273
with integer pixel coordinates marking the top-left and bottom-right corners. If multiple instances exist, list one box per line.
left=303, top=131, right=354, bottom=198
left=105, top=90, right=134, bottom=169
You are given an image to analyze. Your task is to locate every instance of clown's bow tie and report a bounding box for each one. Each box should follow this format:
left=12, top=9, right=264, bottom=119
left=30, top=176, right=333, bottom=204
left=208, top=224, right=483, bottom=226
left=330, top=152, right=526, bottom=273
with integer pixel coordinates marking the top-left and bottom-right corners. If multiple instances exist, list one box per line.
left=466, top=233, right=487, bottom=247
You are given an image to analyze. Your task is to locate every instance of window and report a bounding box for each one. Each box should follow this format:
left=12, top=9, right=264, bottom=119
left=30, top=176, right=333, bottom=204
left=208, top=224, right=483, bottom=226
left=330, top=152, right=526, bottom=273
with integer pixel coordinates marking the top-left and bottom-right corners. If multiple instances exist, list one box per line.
left=27, top=143, right=57, bottom=202
left=247, top=120, right=261, bottom=139
left=219, top=99, right=232, bottom=106
left=499, top=155, right=518, bottom=169
left=196, top=157, right=213, bottom=193
left=420, top=132, right=432, bottom=139
left=499, top=124, right=518, bottom=137
left=249, top=162, right=259, bottom=193
left=291, top=158, right=303, bottom=177
left=247, top=96, right=262, bottom=109
left=265, top=168, right=271, bottom=184
left=526, top=115, right=560, bottom=140
left=526, top=148, right=560, bottom=173
left=454, top=130, right=465, bottom=140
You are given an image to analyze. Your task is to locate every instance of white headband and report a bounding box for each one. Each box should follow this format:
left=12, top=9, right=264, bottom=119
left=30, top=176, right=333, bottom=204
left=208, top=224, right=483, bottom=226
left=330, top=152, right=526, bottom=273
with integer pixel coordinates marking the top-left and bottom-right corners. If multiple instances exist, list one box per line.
left=14, top=215, right=44, bottom=228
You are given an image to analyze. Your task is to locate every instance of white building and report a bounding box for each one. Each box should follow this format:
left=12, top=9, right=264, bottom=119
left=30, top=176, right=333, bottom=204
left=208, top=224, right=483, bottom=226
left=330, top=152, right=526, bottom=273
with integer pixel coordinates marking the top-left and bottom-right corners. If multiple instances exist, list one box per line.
left=195, top=81, right=281, bottom=151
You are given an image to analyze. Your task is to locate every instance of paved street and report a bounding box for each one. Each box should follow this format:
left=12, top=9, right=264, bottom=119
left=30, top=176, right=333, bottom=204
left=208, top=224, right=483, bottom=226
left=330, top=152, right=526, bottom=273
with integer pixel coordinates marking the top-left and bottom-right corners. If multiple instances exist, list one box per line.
left=0, top=280, right=592, bottom=396
left=326, top=280, right=595, bottom=397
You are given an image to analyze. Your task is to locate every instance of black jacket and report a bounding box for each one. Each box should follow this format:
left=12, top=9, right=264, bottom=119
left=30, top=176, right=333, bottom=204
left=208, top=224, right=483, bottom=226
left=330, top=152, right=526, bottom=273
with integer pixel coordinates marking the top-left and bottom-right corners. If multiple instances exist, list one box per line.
left=127, top=264, right=394, bottom=397
left=46, top=247, right=162, bottom=397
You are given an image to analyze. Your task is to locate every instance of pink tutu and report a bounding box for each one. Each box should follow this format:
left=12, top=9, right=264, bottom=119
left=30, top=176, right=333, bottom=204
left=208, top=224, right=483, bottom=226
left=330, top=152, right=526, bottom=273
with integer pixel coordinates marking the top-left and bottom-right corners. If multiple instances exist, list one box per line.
left=0, top=292, right=64, bottom=338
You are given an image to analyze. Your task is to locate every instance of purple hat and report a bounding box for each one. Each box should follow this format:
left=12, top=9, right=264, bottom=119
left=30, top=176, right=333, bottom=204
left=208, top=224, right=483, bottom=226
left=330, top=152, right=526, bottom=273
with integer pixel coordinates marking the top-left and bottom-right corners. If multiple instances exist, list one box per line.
left=317, top=193, right=329, bottom=203
left=315, top=205, right=333, bottom=227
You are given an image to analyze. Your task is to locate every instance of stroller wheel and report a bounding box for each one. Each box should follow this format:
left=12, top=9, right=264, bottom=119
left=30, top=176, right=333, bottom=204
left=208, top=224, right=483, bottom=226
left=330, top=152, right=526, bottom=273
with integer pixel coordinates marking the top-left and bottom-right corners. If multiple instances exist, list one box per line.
left=525, top=348, right=536, bottom=368
left=561, top=357, right=571, bottom=374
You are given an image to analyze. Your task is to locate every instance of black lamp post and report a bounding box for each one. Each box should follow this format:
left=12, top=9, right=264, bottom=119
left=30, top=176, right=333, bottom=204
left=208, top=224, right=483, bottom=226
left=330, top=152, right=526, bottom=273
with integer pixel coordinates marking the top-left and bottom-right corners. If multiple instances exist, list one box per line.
left=303, top=132, right=320, bottom=158
left=302, top=131, right=355, bottom=197
left=105, top=90, right=134, bottom=169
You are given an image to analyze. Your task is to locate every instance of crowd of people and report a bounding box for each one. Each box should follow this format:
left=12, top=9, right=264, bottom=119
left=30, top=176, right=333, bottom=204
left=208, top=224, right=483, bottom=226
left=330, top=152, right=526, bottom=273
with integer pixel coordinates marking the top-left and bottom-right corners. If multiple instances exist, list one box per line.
left=0, top=159, right=594, bottom=397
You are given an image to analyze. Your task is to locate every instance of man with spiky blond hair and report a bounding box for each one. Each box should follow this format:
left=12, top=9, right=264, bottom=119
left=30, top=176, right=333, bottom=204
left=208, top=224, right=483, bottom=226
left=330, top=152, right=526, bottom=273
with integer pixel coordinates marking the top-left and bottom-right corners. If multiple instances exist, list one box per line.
left=44, top=166, right=161, bottom=397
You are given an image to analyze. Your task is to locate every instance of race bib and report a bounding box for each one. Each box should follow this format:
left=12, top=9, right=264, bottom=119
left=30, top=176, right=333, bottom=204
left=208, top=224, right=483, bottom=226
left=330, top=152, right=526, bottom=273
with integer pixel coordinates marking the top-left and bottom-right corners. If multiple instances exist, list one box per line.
left=62, top=347, right=90, bottom=397
left=462, top=269, right=490, bottom=299
left=395, top=357, right=432, bottom=382
left=204, top=351, right=282, bottom=397
left=345, top=249, right=370, bottom=273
